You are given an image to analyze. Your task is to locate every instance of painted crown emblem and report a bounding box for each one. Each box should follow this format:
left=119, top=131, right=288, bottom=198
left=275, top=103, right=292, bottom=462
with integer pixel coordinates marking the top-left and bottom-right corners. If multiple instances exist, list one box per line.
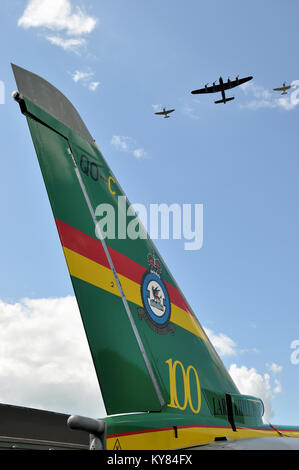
left=147, top=253, right=162, bottom=277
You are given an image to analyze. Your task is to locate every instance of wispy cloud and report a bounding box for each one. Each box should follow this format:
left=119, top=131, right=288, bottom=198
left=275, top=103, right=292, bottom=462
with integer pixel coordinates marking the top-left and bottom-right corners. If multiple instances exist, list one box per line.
left=71, top=70, right=100, bottom=92
left=205, top=327, right=258, bottom=357
left=46, top=35, right=86, bottom=53
left=152, top=104, right=163, bottom=113
left=72, top=70, right=94, bottom=83
left=18, top=0, right=97, bottom=53
left=111, top=136, right=147, bottom=159
left=111, top=136, right=131, bottom=152
left=240, top=347, right=259, bottom=355
left=89, top=81, right=100, bottom=92
left=133, top=148, right=146, bottom=159
left=204, top=327, right=237, bottom=356
left=266, top=362, right=283, bottom=374
left=240, top=81, right=277, bottom=109
left=273, top=379, right=282, bottom=394
left=182, top=103, right=200, bottom=120
left=240, top=80, right=299, bottom=110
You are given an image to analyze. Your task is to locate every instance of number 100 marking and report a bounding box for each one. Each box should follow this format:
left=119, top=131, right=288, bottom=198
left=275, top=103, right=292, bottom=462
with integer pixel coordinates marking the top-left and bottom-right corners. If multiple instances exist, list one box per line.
left=165, top=358, right=201, bottom=414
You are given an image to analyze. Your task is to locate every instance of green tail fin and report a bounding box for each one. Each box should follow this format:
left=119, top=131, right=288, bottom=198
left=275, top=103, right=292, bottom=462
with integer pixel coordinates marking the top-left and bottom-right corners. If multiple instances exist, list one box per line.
left=12, top=65, right=264, bottom=427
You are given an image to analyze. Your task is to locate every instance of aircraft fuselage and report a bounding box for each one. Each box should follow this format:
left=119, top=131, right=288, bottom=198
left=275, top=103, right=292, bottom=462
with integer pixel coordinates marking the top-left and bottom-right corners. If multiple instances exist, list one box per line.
left=219, top=76, right=226, bottom=102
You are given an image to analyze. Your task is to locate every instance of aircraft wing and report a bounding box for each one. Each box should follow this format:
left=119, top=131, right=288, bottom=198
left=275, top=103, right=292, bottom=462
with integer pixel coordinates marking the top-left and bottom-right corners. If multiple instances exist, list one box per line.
left=273, top=86, right=292, bottom=91
left=155, top=109, right=175, bottom=115
left=191, top=84, right=222, bottom=94
left=191, top=76, right=253, bottom=94
left=222, top=76, right=253, bottom=90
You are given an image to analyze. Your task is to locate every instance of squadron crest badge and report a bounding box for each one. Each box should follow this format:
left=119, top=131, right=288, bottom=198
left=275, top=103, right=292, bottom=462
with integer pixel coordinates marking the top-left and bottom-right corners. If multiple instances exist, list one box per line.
left=138, top=253, right=174, bottom=335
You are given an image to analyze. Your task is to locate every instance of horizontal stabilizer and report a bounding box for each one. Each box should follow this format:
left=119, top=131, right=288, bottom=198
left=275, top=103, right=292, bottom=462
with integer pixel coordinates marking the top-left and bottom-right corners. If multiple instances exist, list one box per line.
left=214, top=96, right=235, bottom=104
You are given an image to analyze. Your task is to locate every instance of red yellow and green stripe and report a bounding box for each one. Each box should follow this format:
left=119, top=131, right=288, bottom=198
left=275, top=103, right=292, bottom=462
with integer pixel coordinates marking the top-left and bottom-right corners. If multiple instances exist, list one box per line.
left=55, top=218, right=207, bottom=342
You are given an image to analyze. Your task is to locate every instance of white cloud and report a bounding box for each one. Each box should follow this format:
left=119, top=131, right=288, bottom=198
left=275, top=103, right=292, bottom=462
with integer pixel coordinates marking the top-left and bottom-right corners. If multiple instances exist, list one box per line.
left=267, top=362, right=283, bottom=374
left=229, top=364, right=282, bottom=422
left=18, top=0, right=97, bottom=36
left=240, top=80, right=299, bottom=111
left=133, top=148, right=146, bottom=159
left=0, top=297, right=105, bottom=418
left=111, top=136, right=147, bottom=159
left=18, top=0, right=97, bottom=52
left=204, top=327, right=237, bottom=356
left=111, top=135, right=131, bottom=152
left=240, top=82, right=276, bottom=110
left=241, top=81, right=272, bottom=100
left=71, top=71, right=100, bottom=92
left=205, top=326, right=259, bottom=356
left=46, top=35, right=86, bottom=53
left=277, top=80, right=299, bottom=110
left=72, top=70, right=94, bottom=83
left=89, top=81, right=100, bottom=92
left=273, top=379, right=282, bottom=394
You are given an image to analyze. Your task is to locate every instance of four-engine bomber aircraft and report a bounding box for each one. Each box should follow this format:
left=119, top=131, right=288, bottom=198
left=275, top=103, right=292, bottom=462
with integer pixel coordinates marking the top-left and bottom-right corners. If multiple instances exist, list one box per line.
left=154, top=107, right=175, bottom=118
left=11, top=64, right=299, bottom=450
left=191, top=75, right=253, bottom=104
left=273, top=82, right=294, bottom=95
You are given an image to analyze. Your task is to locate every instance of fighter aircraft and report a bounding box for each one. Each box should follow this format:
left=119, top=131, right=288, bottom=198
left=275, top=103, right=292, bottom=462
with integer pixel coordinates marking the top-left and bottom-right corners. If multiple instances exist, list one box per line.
left=154, top=107, right=175, bottom=118
left=273, top=82, right=294, bottom=95
left=191, top=75, right=253, bottom=104
left=11, top=64, right=299, bottom=450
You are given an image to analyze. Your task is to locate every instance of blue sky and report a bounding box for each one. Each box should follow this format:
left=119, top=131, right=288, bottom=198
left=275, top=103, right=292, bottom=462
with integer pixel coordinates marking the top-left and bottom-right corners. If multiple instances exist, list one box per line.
left=0, top=0, right=299, bottom=425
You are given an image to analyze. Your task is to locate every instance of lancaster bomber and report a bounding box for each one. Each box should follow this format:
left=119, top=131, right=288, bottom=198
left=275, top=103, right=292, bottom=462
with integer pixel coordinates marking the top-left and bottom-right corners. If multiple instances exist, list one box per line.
left=191, top=75, right=253, bottom=104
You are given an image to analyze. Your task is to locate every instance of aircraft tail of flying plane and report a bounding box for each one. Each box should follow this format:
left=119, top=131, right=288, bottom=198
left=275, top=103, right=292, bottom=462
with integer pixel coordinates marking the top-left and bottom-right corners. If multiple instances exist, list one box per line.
left=214, top=97, right=235, bottom=104
left=12, top=64, right=299, bottom=450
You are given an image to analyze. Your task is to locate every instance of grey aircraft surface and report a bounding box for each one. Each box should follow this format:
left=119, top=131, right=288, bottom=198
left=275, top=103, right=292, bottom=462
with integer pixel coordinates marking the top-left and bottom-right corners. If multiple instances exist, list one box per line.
left=191, top=75, right=253, bottom=104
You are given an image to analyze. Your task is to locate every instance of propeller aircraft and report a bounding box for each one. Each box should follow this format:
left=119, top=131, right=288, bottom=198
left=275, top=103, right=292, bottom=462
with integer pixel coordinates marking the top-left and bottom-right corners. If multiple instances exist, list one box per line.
left=154, top=107, right=175, bottom=118
left=191, top=75, right=253, bottom=104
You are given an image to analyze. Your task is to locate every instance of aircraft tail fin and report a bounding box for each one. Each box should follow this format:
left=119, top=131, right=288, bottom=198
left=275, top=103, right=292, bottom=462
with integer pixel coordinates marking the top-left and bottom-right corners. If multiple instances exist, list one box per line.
left=214, top=96, right=235, bottom=104
left=12, top=64, right=265, bottom=429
